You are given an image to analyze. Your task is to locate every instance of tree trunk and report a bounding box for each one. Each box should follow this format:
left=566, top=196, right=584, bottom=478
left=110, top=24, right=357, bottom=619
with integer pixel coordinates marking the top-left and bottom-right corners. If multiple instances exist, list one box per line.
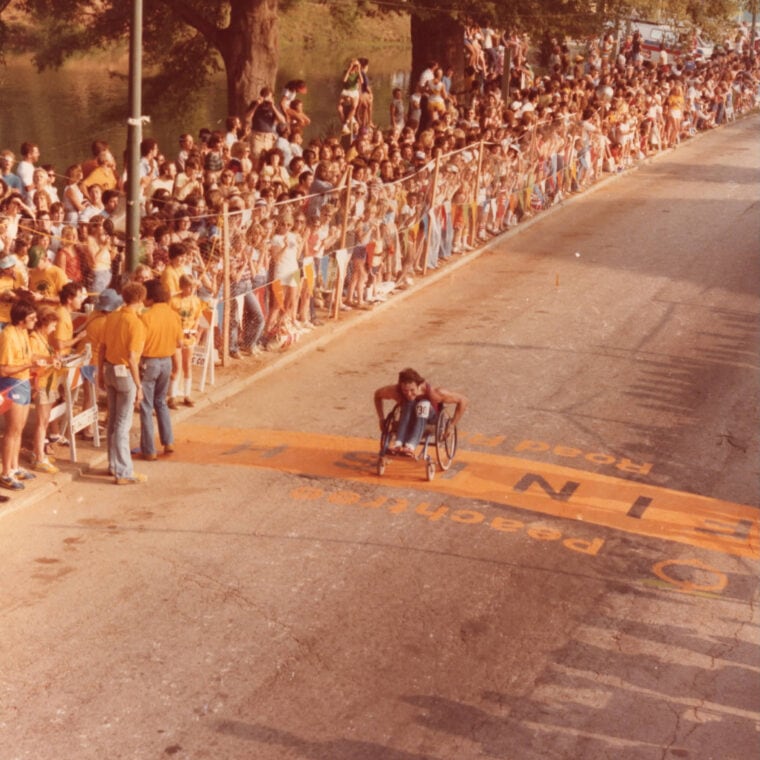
left=219, top=0, right=279, bottom=117
left=410, top=12, right=463, bottom=92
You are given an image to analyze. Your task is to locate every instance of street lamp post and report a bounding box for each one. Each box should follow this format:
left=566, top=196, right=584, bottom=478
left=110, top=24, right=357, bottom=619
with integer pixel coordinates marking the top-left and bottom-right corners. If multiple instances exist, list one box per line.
left=126, top=0, right=144, bottom=274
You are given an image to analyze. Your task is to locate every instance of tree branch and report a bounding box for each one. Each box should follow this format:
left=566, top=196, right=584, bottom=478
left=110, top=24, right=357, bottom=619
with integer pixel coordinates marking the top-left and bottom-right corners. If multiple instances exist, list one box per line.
left=153, top=0, right=222, bottom=49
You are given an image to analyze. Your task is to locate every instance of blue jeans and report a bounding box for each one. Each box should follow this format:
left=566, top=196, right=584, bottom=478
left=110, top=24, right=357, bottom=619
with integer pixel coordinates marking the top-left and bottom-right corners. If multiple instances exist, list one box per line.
left=396, top=398, right=437, bottom=449
left=139, top=356, right=173, bottom=456
left=104, top=363, right=137, bottom=479
left=230, top=283, right=264, bottom=351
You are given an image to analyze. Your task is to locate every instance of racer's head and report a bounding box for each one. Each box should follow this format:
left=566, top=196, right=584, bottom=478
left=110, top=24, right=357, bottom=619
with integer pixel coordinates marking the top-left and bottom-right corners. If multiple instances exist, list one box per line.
left=397, top=367, right=425, bottom=400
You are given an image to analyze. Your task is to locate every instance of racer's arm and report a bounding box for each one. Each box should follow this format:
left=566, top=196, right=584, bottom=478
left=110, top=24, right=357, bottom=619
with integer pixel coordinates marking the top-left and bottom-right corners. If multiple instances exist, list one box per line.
left=431, top=386, right=468, bottom=426
left=374, top=384, right=400, bottom=430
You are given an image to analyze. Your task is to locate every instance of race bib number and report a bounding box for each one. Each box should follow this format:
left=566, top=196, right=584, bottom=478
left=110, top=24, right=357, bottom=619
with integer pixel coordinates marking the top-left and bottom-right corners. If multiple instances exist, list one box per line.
left=415, top=400, right=431, bottom=418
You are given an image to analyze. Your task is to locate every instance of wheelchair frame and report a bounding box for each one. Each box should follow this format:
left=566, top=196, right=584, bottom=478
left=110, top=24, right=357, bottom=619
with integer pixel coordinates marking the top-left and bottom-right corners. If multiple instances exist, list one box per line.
left=377, top=402, right=458, bottom=481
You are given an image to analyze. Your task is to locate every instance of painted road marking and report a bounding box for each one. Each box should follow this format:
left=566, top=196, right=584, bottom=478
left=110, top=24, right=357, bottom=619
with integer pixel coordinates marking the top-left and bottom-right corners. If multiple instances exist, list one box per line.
left=173, top=425, right=759, bottom=559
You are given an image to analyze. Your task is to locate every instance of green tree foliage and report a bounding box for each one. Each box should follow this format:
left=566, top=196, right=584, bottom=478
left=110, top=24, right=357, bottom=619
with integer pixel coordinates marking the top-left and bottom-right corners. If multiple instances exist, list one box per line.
left=0, top=0, right=18, bottom=61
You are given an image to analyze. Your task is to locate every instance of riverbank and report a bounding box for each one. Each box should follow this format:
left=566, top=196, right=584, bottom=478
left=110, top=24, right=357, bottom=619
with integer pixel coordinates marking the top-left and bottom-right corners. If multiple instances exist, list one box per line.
left=0, top=4, right=410, bottom=173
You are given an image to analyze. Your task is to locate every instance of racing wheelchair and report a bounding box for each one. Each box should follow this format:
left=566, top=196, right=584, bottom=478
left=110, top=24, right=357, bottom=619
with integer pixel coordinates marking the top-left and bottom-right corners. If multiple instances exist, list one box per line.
left=376, top=402, right=458, bottom=481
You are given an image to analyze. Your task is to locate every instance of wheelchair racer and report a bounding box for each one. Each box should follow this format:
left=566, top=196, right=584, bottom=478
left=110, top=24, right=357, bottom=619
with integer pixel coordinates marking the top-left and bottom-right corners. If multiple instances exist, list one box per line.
left=374, top=367, right=467, bottom=456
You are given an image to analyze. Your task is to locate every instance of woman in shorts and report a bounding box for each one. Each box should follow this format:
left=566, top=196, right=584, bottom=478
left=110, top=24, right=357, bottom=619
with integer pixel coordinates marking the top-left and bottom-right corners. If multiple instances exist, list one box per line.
left=0, top=300, right=45, bottom=490
left=264, top=214, right=300, bottom=340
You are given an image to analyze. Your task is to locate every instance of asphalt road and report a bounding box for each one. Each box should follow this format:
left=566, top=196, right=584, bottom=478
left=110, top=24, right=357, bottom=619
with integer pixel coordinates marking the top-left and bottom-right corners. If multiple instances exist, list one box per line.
left=1, top=116, right=759, bottom=760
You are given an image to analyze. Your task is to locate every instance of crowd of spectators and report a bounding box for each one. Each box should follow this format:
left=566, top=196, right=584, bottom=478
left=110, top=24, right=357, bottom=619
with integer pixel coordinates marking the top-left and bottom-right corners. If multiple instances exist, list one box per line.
left=0, top=25, right=757, bottom=488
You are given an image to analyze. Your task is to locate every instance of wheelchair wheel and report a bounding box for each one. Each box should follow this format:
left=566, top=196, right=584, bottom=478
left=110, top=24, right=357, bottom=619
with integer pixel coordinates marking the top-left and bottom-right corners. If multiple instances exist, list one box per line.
left=380, top=403, right=401, bottom=455
left=435, top=408, right=458, bottom=471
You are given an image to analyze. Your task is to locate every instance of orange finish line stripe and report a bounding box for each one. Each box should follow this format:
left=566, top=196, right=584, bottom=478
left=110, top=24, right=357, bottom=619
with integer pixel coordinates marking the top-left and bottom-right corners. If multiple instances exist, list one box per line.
left=174, top=425, right=759, bottom=559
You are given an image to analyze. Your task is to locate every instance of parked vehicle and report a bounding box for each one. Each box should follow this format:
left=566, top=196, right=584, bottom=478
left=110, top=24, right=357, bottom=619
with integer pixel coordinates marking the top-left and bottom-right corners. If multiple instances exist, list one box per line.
left=626, top=19, right=714, bottom=61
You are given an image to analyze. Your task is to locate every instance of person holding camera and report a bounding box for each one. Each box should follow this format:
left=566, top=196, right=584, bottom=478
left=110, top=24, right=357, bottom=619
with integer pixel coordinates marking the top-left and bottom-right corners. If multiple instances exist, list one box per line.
left=246, top=87, right=287, bottom=160
left=339, top=59, right=363, bottom=135
left=84, top=216, right=114, bottom=294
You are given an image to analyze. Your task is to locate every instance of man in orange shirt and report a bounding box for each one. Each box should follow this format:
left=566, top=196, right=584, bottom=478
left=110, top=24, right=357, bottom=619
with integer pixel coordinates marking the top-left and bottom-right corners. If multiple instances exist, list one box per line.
left=84, top=288, right=122, bottom=390
left=98, top=281, right=147, bottom=485
left=138, top=279, right=182, bottom=460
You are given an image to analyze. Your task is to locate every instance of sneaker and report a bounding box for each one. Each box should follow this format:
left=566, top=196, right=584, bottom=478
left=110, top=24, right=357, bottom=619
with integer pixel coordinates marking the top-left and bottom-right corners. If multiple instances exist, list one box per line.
left=141, top=452, right=158, bottom=461
left=14, top=468, right=36, bottom=481
left=114, top=473, right=148, bottom=485
left=183, top=397, right=195, bottom=407
left=0, top=475, right=24, bottom=491
left=229, top=351, right=242, bottom=359
left=167, top=397, right=178, bottom=410
left=33, top=459, right=59, bottom=475
left=163, top=444, right=175, bottom=455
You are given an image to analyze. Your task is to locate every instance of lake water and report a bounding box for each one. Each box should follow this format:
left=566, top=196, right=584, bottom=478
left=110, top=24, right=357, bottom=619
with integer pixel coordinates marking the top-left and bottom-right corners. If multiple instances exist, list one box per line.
left=0, top=47, right=410, bottom=178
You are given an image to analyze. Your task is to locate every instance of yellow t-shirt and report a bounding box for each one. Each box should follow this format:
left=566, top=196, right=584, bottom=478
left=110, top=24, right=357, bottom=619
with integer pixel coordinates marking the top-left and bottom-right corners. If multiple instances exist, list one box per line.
left=53, top=305, right=74, bottom=356
left=0, top=271, right=25, bottom=324
left=29, top=264, right=70, bottom=299
left=140, top=303, right=182, bottom=358
left=102, top=307, right=146, bottom=366
left=173, top=294, right=204, bottom=348
left=30, top=329, right=58, bottom=393
left=82, top=165, right=118, bottom=191
left=171, top=294, right=204, bottom=333
left=84, top=312, right=108, bottom=363
left=160, top=264, right=184, bottom=297
left=0, top=324, right=32, bottom=380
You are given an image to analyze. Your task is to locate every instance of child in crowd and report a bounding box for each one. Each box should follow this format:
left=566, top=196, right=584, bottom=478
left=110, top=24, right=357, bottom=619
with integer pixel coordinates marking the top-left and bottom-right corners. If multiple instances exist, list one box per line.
left=170, top=274, right=204, bottom=408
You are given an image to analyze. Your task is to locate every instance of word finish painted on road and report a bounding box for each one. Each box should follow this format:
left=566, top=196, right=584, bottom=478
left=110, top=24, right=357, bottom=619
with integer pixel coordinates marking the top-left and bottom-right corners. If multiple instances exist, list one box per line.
left=173, top=425, right=759, bottom=560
